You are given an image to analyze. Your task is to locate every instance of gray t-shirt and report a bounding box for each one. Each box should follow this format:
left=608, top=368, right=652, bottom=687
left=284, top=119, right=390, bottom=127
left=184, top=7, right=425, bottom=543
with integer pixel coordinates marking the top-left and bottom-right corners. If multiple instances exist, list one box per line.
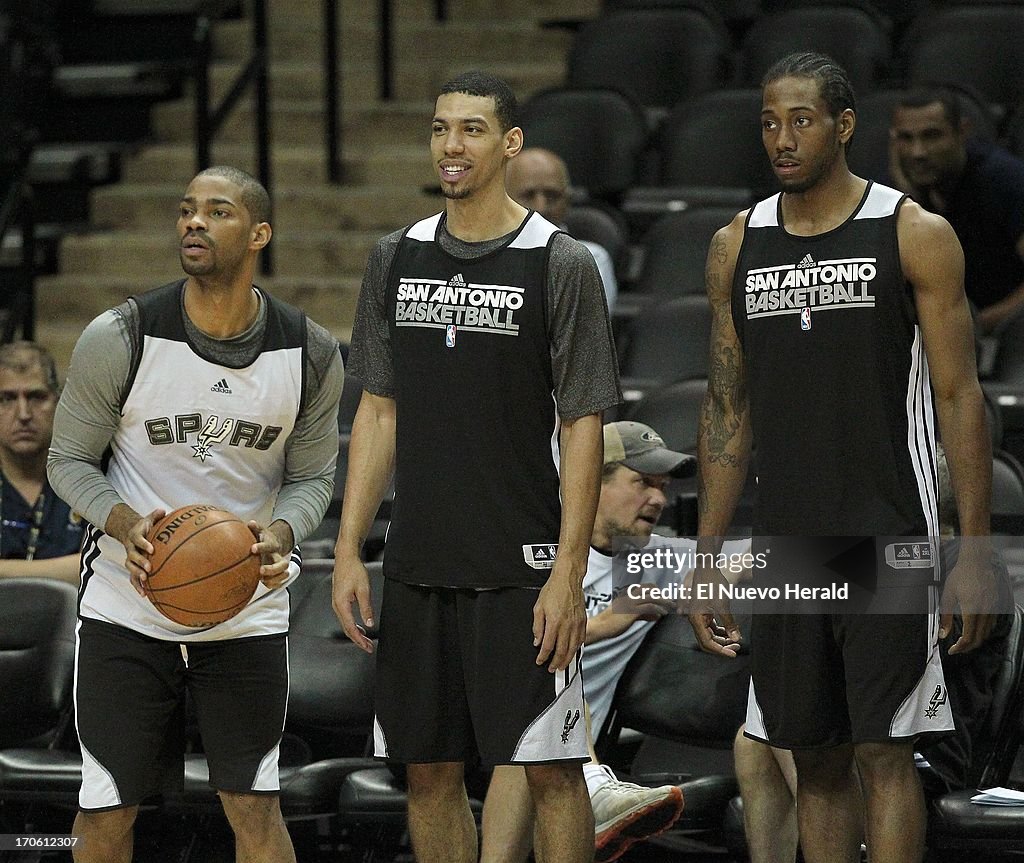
left=348, top=218, right=622, bottom=419
left=48, top=287, right=344, bottom=544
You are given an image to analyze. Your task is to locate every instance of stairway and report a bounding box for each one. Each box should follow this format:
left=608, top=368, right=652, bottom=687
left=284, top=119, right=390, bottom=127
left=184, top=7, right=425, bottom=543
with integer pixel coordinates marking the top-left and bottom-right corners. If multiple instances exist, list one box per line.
left=35, top=0, right=599, bottom=369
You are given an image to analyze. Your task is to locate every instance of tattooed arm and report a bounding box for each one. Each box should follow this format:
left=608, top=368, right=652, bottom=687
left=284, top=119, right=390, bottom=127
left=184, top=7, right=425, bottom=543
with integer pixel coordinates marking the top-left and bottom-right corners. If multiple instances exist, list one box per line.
left=688, top=214, right=751, bottom=656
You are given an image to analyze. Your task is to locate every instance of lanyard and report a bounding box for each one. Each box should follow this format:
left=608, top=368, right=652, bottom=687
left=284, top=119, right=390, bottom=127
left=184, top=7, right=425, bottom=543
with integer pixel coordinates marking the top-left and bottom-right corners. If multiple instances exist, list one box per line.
left=0, top=472, right=47, bottom=561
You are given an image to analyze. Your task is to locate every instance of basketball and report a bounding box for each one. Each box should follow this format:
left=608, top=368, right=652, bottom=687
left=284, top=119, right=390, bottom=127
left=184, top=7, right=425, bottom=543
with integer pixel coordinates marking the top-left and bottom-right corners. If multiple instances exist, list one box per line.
left=144, top=504, right=261, bottom=628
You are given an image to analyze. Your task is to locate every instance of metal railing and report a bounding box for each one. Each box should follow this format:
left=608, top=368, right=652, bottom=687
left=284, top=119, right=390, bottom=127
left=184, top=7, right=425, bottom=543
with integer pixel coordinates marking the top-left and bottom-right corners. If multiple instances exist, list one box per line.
left=324, top=0, right=448, bottom=185
left=0, top=146, right=36, bottom=344
left=193, top=0, right=273, bottom=274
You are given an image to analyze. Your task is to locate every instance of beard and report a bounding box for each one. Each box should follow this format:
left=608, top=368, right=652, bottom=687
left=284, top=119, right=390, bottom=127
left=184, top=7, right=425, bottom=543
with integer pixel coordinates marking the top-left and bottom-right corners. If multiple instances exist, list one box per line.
left=440, top=183, right=471, bottom=200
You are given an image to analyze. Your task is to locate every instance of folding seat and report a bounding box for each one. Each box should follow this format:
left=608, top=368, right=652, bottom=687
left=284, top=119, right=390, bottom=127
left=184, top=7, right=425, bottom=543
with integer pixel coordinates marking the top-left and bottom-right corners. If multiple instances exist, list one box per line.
left=626, top=378, right=708, bottom=453
left=563, top=201, right=630, bottom=280
left=633, top=206, right=736, bottom=298
left=619, top=294, right=712, bottom=392
left=906, top=5, right=1024, bottom=115
left=738, top=5, right=890, bottom=94
left=991, top=312, right=1024, bottom=385
left=0, top=578, right=83, bottom=828
left=657, top=89, right=777, bottom=199
left=568, top=8, right=729, bottom=114
left=595, top=612, right=752, bottom=838
left=518, top=88, right=650, bottom=200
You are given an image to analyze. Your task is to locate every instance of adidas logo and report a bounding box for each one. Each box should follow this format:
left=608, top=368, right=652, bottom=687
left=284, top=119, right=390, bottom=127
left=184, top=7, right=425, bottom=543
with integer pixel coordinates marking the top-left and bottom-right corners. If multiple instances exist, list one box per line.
left=210, top=378, right=232, bottom=394
left=449, top=272, right=467, bottom=286
left=896, top=546, right=911, bottom=559
left=797, top=254, right=815, bottom=268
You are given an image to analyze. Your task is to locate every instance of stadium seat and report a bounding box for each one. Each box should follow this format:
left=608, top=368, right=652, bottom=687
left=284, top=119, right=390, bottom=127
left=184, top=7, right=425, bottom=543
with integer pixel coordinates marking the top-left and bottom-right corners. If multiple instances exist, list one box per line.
left=0, top=578, right=82, bottom=822
left=563, top=201, right=630, bottom=279
left=597, top=613, right=752, bottom=836
left=926, top=603, right=1024, bottom=856
left=626, top=378, right=708, bottom=453
left=991, top=312, right=1024, bottom=385
left=906, top=6, right=1024, bottom=115
left=992, top=450, right=1024, bottom=518
left=633, top=206, right=736, bottom=297
left=657, top=89, right=777, bottom=199
left=739, top=6, right=891, bottom=94
left=619, top=295, right=712, bottom=391
left=568, top=9, right=729, bottom=114
left=518, top=88, right=650, bottom=199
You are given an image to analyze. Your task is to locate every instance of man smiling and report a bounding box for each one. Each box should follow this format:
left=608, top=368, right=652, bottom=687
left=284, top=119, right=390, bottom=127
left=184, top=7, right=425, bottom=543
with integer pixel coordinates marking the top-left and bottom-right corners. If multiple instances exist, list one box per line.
left=333, top=71, right=620, bottom=863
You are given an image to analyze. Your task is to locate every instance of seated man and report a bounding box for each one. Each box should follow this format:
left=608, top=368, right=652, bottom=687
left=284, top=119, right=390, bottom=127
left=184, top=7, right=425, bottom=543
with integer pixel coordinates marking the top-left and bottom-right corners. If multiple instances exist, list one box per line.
left=0, top=341, right=82, bottom=583
left=484, top=421, right=744, bottom=863
left=506, top=147, right=619, bottom=310
left=734, top=443, right=1016, bottom=863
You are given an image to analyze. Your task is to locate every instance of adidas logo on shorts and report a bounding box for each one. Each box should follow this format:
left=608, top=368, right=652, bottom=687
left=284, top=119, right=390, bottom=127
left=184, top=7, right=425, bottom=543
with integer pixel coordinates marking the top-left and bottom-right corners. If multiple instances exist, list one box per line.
left=210, top=378, right=232, bottom=394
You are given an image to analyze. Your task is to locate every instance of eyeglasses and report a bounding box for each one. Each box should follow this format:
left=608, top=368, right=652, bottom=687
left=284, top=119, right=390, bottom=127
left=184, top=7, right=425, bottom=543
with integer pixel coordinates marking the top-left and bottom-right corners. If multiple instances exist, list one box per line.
left=0, top=390, right=55, bottom=412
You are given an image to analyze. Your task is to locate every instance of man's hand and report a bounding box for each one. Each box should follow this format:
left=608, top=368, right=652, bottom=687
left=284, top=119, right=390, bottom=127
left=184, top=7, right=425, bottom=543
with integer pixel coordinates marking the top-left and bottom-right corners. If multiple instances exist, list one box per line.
left=533, top=561, right=586, bottom=672
left=332, top=556, right=375, bottom=654
left=686, top=565, right=742, bottom=657
left=248, top=519, right=293, bottom=590
left=106, top=503, right=165, bottom=597
left=940, top=550, right=999, bottom=654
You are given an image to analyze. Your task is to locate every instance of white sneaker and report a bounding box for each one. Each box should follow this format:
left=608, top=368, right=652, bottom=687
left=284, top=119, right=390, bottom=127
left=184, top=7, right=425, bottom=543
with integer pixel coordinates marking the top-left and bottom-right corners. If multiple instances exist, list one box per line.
left=591, top=770, right=684, bottom=863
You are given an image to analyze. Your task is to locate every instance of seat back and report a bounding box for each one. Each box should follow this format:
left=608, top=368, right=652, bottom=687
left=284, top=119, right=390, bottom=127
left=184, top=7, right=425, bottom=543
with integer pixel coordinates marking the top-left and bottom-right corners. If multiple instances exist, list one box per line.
left=0, top=578, right=78, bottom=748
left=563, top=203, right=629, bottom=277
left=568, top=9, right=729, bottom=111
left=906, top=6, right=1024, bottom=113
left=620, top=295, right=712, bottom=384
left=607, top=613, right=752, bottom=749
left=740, top=7, right=890, bottom=93
left=285, top=562, right=383, bottom=742
left=992, top=449, right=1024, bottom=517
left=659, top=89, right=777, bottom=195
left=627, top=379, right=708, bottom=452
left=519, top=88, right=649, bottom=199
left=635, top=206, right=736, bottom=297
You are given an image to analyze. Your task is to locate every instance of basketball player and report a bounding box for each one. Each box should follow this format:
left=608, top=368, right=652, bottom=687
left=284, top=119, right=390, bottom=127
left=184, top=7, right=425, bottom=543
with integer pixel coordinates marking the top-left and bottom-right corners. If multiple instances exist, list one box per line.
left=688, top=53, right=996, bottom=863
left=48, top=166, right=344, bottom=863
left=332, top=71, right=620, bottom=863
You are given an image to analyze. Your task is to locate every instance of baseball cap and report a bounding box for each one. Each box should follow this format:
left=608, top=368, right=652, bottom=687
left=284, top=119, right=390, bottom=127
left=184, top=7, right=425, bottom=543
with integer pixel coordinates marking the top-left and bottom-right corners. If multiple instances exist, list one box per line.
left=603, top=421, right=696, bottom=478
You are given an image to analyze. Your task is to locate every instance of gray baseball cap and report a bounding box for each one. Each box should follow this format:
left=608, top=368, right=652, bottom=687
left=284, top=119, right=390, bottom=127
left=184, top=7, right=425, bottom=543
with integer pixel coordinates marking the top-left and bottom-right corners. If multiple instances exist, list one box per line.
left=603, top=421, right=695, bottom=478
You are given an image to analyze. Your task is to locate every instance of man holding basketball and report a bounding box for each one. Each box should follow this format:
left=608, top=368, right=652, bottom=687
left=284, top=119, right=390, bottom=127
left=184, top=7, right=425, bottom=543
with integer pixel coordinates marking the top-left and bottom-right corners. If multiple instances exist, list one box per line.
left=332, top=71, right=620, bottom=863
left=48, top=166, right=343, bottom=863
left=689, top=53, right=996, bottom=863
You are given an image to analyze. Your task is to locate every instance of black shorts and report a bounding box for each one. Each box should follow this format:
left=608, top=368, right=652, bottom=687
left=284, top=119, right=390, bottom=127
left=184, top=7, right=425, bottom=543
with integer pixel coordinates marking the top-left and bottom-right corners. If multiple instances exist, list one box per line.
left=745, top=608, right=953, bottom=748
left=75, top=618, right=288, bottom=810
left=373, top=580, right=588, bottom=766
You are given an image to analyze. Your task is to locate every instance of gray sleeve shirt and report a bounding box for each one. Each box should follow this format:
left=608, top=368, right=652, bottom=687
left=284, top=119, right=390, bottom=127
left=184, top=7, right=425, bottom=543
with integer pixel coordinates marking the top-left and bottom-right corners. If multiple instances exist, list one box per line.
left=48, top=291, right=344, bottom=544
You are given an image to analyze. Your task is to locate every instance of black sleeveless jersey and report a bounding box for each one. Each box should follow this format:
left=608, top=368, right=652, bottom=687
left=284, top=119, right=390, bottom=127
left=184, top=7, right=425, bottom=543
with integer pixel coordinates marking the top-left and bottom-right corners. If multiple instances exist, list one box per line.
left=385, top=212, right=563, bottom=588
left=732, top=182, right=938, bottom=537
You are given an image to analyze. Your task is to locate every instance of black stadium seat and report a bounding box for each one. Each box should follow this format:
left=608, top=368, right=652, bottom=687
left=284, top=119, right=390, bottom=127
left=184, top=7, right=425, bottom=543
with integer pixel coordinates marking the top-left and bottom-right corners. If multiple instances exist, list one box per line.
left=634, top=206, right=736, bottom=298
left=518, top=88, right=650, bottom=200
left=568, top=8, right=729, bottom=113
left=906, top=5, right=1024, bottom=114
left=619, top=295, right=712, bottom=388
left=739, top=6, right=890, bottom=94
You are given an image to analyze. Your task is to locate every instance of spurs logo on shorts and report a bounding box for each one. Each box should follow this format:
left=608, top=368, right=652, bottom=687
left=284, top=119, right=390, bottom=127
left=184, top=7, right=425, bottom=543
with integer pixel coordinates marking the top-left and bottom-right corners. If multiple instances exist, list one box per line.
left=561, top=708, right=581, bottom=744
left=925, top=684, right=948, bottom=718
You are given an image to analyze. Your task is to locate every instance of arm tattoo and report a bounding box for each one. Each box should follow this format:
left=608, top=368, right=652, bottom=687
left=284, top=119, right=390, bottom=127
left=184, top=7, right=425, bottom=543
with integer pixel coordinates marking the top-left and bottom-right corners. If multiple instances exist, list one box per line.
left=703, top=343, right=745, bottom=466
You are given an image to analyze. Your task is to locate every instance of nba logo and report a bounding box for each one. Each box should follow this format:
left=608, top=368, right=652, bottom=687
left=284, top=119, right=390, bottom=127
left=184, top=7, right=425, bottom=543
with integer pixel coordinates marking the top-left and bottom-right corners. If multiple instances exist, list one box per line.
left=800, top=307, right=812, bottom=331
left=445, top=324, right=457, bottom=348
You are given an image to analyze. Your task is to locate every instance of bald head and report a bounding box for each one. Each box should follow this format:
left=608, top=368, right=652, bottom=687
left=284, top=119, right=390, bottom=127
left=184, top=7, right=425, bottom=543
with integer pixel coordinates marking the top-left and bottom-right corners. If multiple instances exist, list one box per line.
left=506, top=147, right=570, bottom=224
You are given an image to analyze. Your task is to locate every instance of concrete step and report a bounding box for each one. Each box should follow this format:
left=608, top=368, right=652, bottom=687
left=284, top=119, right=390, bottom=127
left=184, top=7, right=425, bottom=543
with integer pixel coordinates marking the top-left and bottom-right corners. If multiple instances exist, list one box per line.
left=58, top=229, right=385, bottom=279
left=120, top=143, right=435, bottom=188
left=215, top=17, right=572, bottom=67
left=201, top=56, right=563, bottom=104
left=152, top=98, right=435, bottom=146
left=35, top=275, right=360, bottom=370
left=91, top=183, right=439, bottom=232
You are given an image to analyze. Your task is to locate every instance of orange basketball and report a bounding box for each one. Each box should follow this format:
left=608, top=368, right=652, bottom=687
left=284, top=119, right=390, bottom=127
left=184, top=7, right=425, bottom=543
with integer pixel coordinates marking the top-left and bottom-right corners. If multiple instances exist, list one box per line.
left=144, top=504, right=261, bottom=628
